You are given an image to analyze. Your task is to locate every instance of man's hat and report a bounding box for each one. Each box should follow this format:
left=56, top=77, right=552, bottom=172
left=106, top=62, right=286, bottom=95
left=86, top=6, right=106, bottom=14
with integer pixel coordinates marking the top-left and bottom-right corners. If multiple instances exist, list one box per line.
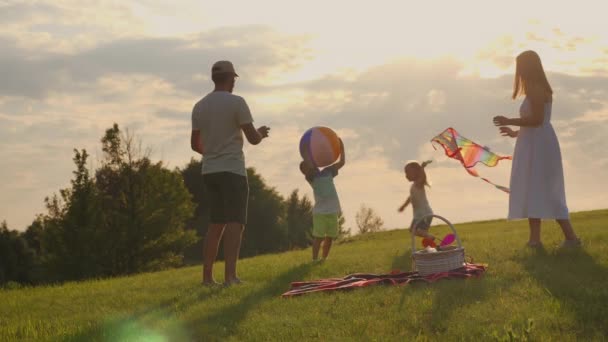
left=211, top=61, right=238, bottom=76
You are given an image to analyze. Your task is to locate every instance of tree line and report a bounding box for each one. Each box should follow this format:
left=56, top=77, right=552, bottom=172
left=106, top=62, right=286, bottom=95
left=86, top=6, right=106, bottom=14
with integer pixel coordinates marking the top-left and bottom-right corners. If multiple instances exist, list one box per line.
left=1, top=123, right=363, bottom=287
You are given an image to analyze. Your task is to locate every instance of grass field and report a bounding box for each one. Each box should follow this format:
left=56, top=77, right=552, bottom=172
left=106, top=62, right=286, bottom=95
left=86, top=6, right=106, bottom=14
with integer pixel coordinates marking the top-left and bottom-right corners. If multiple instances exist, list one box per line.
left=1, top=210, right=607, bottom=341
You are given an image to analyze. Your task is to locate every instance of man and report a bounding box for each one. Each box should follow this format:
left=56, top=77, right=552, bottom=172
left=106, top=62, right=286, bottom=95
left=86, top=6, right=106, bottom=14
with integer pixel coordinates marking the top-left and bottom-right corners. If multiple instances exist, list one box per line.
left=191, top=60, right=270, bottom=286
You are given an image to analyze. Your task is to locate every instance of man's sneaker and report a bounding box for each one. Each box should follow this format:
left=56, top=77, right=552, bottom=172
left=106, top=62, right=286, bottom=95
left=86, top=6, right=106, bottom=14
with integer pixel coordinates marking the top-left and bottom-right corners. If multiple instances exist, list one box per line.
left=223, top=277, right=243, bottom=287
left=201, top=280, right=222, bottom=287
left=526, top=241, right=543, bottom=249
left=559, top=239, right=582, bottom=249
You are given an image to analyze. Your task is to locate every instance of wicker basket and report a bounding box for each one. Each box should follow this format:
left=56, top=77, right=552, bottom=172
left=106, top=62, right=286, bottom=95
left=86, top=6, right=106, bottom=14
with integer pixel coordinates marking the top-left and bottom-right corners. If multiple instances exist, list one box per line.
left=411, top=214, right=465, bottom=276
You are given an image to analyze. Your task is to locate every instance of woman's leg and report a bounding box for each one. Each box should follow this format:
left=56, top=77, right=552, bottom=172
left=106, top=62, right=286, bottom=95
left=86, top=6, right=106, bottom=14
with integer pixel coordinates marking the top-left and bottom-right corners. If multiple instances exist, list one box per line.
left=556, top=219, right=579, bottom=241
left=528, top=218, right=541, bottom=245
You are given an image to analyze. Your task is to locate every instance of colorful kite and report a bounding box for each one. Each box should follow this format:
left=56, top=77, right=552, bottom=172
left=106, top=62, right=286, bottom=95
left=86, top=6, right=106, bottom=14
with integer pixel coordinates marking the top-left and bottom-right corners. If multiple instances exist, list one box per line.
left=431, top=127, right=511, bottom=193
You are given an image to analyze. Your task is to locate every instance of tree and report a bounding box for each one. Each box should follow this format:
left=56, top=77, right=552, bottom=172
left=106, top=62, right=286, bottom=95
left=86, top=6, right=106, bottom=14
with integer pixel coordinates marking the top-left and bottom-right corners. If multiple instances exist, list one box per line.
left=22, top=217, right=45, bottom=283
left=41, top=149, right=107, bottom=280
left=94, top=124, right=197, bottom=274
left=356, top=204, right=384, bottom=234
left=240, top=168, right=287, bottom=256
left=33, top=123, right=198, bottom=282
left=0, top=221, right=37, bottom=285
left=23, top=217, right=44, bottom=255
left=337, top=213, right=350, bottom=239
left=180, top=158, right=210, bottom=264
left=285, top=190, right=313, bottom=249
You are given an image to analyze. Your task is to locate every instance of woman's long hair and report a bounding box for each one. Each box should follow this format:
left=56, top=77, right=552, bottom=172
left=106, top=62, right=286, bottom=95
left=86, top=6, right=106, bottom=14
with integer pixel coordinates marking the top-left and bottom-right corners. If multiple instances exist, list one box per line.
left=512, top=50, right=553, bottom=99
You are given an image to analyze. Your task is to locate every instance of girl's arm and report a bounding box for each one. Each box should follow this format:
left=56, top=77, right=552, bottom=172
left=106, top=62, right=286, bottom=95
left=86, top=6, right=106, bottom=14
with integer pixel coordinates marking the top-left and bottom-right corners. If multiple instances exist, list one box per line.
left=335, top=139, right=346, bottom=169
left=398, top=197, right=411, bottom=212
left=329, top=139, right=346, bottom=175
left=494, top=86, right=546, bottom=128
left=301, top=148, right=319, bottom=176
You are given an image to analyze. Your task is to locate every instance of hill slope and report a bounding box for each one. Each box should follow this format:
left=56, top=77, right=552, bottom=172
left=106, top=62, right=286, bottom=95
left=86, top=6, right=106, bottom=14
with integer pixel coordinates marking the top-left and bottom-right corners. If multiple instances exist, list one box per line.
left=1, top=210, right=607, bottom=341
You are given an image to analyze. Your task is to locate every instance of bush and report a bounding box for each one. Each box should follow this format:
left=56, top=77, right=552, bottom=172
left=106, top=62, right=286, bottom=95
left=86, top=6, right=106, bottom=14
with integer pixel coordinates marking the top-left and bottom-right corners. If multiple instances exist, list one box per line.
left=355, top=204, right=384, bottom=234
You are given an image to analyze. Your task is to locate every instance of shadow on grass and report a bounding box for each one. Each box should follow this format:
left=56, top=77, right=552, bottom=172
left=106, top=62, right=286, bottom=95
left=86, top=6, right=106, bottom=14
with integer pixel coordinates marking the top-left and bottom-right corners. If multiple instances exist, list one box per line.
left=187, top=262, right=313, bottom=340
left=522, top=247, right=608, bottom=338
left=423, top=271, right=490, bottom=335
left=391, top=250, right=413, bottom=274
left=391, top=250, right=499, bottom=336
left=65, top=283, right=224, bottom=342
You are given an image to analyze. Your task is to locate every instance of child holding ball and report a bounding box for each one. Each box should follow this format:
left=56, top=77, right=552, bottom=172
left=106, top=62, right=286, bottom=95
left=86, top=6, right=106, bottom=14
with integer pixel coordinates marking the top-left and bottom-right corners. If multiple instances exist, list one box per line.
left=300, top=139, right=345, bottom=262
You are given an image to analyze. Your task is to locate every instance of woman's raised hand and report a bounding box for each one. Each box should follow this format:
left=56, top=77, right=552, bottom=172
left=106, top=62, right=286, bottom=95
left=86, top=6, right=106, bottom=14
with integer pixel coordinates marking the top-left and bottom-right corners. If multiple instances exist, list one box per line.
left=493, top=116, right=510, bottom=126
left=499, top=126, right=518, bottom=138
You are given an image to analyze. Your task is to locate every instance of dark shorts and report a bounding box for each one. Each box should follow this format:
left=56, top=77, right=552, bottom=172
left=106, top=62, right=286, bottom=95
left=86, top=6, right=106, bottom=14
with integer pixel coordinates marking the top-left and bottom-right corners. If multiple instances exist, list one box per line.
left=203, top=172, right=249, bottom=224
left=411, top=217, right=432, bottom=231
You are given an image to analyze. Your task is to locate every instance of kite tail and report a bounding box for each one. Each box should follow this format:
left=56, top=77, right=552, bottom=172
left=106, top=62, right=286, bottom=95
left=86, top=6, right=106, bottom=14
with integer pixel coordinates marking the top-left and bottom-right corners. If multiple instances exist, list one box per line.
left=466, top=167, right=509, bottom=193
left=480, top=177, right=510, bottom=193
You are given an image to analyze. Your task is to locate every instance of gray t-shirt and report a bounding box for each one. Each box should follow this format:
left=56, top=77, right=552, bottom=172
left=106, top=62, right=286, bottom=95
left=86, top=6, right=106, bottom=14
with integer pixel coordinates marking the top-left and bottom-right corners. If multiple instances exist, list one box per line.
left=191, top=91, right=254, bottom=176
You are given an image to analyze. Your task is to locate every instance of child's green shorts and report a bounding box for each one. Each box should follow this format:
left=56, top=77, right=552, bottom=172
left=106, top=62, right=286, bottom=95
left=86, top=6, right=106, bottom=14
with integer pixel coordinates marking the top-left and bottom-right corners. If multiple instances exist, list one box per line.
left=313, top=213, right=339, bottom=239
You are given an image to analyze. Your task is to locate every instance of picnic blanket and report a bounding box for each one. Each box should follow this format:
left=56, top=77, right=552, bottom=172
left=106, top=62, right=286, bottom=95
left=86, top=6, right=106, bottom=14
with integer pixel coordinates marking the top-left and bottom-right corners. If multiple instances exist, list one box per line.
left=282, top=263, right=486, bottom=297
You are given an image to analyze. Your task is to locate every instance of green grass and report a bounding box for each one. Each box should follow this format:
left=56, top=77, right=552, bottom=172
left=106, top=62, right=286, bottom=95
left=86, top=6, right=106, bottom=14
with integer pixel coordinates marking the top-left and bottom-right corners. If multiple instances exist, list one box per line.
left=1, top=210, right=607, bottom=341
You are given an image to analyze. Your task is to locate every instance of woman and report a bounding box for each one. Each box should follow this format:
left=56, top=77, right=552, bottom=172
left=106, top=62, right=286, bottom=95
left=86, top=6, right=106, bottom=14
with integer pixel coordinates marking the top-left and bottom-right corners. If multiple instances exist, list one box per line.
left=493, top=50, right=580, bottom=248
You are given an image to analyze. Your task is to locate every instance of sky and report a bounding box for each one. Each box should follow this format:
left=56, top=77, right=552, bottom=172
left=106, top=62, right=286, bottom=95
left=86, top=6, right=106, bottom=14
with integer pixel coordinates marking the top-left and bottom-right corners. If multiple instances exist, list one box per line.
left=1, top=0, right=607, bottom=232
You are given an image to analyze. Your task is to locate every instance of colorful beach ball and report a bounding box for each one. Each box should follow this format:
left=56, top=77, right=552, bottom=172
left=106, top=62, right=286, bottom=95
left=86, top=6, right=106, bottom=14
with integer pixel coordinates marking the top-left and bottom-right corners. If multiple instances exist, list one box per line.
left=299, top=126, right=341, bottom=168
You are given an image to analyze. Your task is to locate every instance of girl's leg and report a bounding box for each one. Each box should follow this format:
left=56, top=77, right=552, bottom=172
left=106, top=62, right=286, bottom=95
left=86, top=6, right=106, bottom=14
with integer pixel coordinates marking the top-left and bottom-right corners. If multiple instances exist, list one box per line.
left=322, top=237, right=333, bottom=259
left=415, top=230, right=436, bottom=240
left=312, top=238, right=323, bottom=260
left=556, top=219, right=579, bottom=241
left=413, top=218, right=435, bottom=240
left=528, top=218, right=541, bottom=245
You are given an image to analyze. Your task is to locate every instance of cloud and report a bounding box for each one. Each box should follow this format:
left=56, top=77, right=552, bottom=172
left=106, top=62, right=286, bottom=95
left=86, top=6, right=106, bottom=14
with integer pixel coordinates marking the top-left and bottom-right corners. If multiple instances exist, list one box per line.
left=234, top=58, right=608, bottom=231
left=471, top=27, right=608, bottom=77
left=526, top=32, right=548, bottom=43
left=0, top=1, right=143, bottom=54
left=1, top=21, right=607, bottom=231
left=0, top=1, right=60, bottom=24
left=0, top=26, right=312, bottom=98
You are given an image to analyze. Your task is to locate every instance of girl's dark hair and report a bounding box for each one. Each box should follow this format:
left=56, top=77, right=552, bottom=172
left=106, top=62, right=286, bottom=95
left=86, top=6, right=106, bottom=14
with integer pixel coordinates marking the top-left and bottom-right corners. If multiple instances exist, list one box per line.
left=405, top=160, right=432, bottom=187
left=513, top=50, right=553, bottom=99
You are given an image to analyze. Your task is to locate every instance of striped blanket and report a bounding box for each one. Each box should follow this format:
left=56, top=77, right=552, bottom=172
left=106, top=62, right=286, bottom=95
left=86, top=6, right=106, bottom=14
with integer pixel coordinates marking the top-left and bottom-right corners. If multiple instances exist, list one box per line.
left=282, top=263, right=486, bottom=297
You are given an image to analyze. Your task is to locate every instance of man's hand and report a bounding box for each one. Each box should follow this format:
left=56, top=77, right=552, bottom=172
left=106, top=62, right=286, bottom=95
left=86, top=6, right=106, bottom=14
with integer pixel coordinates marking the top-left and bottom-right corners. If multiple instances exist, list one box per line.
left=258, top=125, right=270, bottom=139
left=242, top=123, right=270, bottom=145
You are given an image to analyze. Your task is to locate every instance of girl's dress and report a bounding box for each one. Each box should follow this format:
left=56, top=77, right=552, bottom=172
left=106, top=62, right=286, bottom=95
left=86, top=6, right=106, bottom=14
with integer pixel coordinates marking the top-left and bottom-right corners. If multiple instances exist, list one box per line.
left=410, top=184, right=433, bottom=229
left=508, top=97, right=569, bottom=219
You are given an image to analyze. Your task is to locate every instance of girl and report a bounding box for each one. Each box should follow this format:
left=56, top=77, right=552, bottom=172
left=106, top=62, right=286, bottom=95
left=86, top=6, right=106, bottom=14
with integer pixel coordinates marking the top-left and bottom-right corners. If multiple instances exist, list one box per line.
left=398, top=160, right=434, bottom=240
left=300, top=139, right=346, bottom=262
left=493, top=50, right=580, bottom=248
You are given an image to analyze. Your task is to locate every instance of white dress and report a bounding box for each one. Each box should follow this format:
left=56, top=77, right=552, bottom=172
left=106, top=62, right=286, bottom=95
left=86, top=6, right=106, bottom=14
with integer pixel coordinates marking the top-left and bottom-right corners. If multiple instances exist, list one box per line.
left=508, top=97, right=569, bottom=220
